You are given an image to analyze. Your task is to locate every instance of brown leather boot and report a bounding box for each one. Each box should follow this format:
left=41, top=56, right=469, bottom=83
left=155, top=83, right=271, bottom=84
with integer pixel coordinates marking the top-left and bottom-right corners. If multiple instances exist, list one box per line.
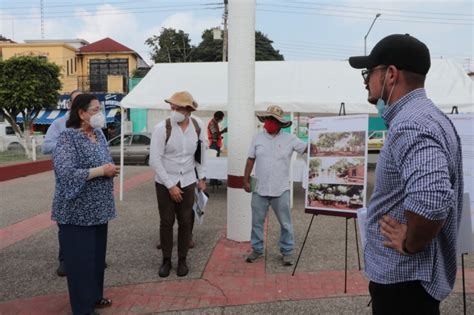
left=176, top=258, right=189, bottom=277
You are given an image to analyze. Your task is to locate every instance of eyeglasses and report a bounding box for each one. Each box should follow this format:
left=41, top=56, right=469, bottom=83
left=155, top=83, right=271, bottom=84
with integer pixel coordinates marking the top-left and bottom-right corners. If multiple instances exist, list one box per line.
left=361, top=66, right=387, bottom=82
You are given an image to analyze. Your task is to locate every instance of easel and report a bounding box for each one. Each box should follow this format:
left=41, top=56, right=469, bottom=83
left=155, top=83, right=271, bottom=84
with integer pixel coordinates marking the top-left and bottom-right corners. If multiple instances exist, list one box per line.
left=292, top=103, right=363, bottom=294
left=450, top=106, right=467, bottom=315
left=292, top=209, right=361, bottom=294
left=461, top=253, right=467, bottom=315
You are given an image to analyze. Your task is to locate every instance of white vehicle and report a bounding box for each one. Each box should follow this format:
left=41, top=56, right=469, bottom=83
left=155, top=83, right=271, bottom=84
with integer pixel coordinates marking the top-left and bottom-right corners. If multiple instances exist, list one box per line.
left=0, top=122, right=44, bottom=152
left=368, top=130, right=387, bottom=151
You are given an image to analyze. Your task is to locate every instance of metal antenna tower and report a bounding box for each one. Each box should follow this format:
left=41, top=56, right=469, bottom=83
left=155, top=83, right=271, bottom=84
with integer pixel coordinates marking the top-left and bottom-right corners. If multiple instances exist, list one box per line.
left=40, top=0, right=44, bottom=39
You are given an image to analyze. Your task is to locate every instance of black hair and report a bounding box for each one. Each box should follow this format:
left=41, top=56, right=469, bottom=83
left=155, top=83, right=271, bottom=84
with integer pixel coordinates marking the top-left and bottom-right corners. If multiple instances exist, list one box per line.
left=403, top=71, right=426, bottom=88
left=66, top=94, right=98, bottom=128
left=70, top=89, right=83, bottom=97
left=214, top=111, right=224, bottom=119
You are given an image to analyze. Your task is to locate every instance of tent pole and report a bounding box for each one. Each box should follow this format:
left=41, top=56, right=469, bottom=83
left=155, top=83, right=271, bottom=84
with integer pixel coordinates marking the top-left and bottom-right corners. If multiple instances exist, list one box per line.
left=119, top=107, right=125, bottom=201
left=290, top=111, right=295, bottom=209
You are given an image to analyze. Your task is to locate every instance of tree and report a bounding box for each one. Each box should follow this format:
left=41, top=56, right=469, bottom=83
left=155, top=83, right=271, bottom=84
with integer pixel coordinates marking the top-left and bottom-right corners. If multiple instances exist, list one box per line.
left=255, top=31, right=284, bottom=61
left=193, top=29, right=284, bottom=62
left=309, top=158, right=321, bottom=171
left=0, top=56, right=61, bottom=156
left=145, top=28, right=194, bottom=63
left=192, top=29, right=223, bottom=62
left=131, top=67, right=151, bottom=78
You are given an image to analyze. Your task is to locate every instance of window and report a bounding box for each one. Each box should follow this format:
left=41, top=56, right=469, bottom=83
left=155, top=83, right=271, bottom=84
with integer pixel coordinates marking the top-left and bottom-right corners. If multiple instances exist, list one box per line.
left=132, top=135, right=150, bottom=145
left=109, top=135, right=131, bottom=146
left=67, top=60, right=69, bottom=76
left=89, top=58, right=129, bottom=92
left=6, top=126, right=15, bottom=135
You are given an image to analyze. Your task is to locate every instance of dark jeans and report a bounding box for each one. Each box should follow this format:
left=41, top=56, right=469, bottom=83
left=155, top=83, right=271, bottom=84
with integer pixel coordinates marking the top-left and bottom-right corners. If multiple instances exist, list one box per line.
left=59, top=224, right=108, bottom=315
left=369, top=281, right=440, bottom=315
left=155, top=182, right=195, bottom=259
left=58, top=224, right=63, bottom=262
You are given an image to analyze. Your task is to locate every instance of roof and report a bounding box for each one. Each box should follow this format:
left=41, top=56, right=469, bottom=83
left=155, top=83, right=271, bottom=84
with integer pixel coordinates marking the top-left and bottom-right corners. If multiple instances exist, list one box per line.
left=121, top=59, right=474, bottom=113
left=25, top=39, right=89, bottom=49
left=79, top=37, right=135, bottom=54
left=0, top=38, right=16, bottom=43
left=16, top=108, right=119, bottom=125
left=0, top=42, right=77, bottom=51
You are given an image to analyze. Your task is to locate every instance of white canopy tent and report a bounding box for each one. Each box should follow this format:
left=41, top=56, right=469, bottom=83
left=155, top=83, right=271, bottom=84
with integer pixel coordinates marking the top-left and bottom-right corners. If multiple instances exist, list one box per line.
left=117, top=59, right=473, bottom=200
left=121, top=59, right=474, bottom=113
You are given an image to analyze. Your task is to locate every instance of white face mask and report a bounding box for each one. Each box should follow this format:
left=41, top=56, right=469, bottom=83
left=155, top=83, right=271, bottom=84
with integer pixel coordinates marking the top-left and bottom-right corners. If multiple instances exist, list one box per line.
left=171, top=110, right=186, bottom=123
left=90, top=112, right=105, bottom=128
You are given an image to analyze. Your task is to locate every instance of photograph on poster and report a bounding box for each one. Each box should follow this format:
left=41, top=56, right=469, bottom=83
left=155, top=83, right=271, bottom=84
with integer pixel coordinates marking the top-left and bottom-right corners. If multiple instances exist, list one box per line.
left=308, top=157, right=365, bottom=185
left=309, top=131, right=365, bottom=157
left=306, top=183, right=364, bottom=211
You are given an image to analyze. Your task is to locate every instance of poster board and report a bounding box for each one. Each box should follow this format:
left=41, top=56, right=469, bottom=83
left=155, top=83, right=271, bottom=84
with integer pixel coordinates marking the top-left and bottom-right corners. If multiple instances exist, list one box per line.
left=305, top=115, right=369, bottom=216
left=449, top=114, right=474, bottom=253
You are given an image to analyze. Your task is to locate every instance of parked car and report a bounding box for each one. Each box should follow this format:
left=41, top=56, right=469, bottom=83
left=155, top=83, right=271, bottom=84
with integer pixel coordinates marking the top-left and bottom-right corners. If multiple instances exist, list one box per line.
left=108, top=133, right=151, bottom=165
left=0, top=122, right=44, bottom=152
left=368, top=130, right=387, bottom=151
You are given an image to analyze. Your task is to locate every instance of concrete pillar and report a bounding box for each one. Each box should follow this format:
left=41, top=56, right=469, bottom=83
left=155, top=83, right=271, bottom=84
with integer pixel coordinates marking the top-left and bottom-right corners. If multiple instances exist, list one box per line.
left=226, top=0, right=256, bottom=241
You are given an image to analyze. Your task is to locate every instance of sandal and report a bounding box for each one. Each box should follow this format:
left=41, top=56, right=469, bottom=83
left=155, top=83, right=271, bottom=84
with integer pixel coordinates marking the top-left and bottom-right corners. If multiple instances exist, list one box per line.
left=95, top=298, right=112, bottom=308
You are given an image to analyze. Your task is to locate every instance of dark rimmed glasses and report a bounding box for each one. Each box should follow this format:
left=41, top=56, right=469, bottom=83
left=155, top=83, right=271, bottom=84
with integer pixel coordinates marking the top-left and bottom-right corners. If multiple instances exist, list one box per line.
left=361, top=66, right=387, bottom=82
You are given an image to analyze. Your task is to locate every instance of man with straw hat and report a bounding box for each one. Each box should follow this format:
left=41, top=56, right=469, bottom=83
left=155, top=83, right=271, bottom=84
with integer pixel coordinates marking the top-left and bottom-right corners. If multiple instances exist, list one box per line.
left=243, top=105, right=307, bottom=266
left=149, top=91, right=207, bottom=278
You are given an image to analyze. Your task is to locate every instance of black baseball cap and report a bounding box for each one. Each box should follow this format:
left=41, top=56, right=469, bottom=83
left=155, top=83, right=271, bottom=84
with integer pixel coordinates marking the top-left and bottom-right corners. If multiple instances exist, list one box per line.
left=349, top=34, right=431, bottom=75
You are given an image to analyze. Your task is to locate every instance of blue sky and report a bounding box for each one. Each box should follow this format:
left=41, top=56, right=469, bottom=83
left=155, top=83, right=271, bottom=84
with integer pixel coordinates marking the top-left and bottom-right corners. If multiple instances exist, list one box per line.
left=1, top=0, right=472, bottom=70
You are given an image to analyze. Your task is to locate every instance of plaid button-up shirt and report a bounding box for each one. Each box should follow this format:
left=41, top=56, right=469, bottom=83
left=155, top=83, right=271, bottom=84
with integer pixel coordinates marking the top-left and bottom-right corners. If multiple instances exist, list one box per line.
left=365, top=88, right=464, bottom=301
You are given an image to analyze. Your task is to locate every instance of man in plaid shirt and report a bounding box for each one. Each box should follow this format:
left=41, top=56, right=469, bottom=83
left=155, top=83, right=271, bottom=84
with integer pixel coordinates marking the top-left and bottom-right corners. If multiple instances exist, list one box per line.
left=349, top=34, right=463, bottom=314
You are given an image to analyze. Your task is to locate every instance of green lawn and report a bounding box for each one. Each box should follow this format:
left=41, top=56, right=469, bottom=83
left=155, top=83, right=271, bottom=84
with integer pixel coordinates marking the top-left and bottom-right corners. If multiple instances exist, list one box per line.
left=0, top=151, right=50, bottom=165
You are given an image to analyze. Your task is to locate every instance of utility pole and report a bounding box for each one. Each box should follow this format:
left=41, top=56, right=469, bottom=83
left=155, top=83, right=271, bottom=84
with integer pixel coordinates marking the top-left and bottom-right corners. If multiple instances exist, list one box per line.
left=227, top=0, right=256, bottom=241
left=40, top=0, right=45, bottom=39
left=364, top=13, right=381, bottom=55
left=222, top=0, right=228, bottom=62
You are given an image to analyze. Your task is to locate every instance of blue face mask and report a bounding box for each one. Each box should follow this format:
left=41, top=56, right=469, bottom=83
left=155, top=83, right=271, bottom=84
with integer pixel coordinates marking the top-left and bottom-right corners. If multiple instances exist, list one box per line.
left=375, top=68, right=396, bottom=117
left=376, top=98, right=386, bottom=117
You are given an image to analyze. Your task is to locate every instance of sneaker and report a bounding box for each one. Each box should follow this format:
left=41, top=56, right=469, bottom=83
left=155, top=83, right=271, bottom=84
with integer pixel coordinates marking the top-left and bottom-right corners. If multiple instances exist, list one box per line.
left=56, top=261, right=66, bottom=277
left=246, top=251, right=263, bottom=263
left=282, top=254, right=294, bottom=266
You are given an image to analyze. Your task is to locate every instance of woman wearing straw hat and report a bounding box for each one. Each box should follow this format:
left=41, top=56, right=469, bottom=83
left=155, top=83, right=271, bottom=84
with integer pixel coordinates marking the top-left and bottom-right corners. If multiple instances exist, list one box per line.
left=243, top=105, right=307, bottom=266
left=149, top=91, right=207, bottom=277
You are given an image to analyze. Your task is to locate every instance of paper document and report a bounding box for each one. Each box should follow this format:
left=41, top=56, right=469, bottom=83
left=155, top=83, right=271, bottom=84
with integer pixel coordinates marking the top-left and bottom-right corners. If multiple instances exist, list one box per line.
left=357, top=207, right=367, bottom=248
left=193, top=188, right=209, bottom=225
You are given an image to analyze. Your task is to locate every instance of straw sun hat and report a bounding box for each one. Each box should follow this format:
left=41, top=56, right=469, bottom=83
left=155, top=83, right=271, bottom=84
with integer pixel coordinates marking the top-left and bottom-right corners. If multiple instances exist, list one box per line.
left=165, top=91, right=198, bottom=111
left=256, top=105, right=292, bottom=128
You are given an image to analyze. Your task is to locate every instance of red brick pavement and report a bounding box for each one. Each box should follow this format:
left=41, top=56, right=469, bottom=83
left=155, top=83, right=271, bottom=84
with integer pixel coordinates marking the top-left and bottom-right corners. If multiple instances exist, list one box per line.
left=0, top=233, right=372, bottom=314
left=0, top=169, right=473, bottom=314
left=0, top=170, right=155, bottom=251
left=1, top=231, right=473, bottom=314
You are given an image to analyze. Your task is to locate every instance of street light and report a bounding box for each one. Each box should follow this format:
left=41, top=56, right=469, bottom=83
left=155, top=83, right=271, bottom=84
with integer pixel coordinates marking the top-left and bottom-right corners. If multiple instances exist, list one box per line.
left=364, top=13, right=381, bottom=55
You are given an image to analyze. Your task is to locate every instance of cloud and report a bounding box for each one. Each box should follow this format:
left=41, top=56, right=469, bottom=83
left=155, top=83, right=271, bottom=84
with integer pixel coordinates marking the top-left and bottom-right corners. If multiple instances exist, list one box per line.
left=0, top=8, right=70, bottom=42
left=74, top=4, right=140, bottom=46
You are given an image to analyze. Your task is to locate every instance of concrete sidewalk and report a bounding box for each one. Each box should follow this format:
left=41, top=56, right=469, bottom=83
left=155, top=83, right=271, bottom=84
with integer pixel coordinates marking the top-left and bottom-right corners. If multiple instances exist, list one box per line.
left=0, top=166, right=473, bottom=314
